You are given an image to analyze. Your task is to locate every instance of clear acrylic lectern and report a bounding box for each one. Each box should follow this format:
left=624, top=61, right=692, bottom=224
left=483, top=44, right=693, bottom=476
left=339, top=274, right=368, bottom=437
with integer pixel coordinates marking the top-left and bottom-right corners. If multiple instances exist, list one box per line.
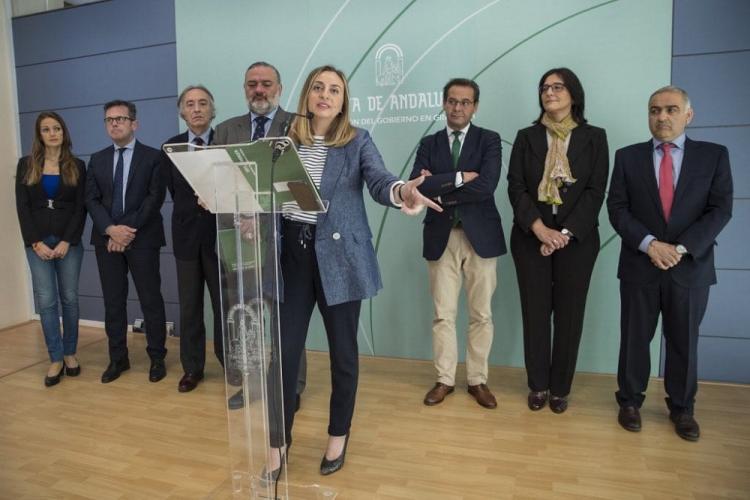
left=163, top=138, right=335, bottom=499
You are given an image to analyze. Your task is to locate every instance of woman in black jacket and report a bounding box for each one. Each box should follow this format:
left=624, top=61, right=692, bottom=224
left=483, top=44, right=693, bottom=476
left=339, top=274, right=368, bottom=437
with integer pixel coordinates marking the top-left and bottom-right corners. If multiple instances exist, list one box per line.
left=507, top=68, right=609, bottom=413
left=16, top=111, right=86, bottom=387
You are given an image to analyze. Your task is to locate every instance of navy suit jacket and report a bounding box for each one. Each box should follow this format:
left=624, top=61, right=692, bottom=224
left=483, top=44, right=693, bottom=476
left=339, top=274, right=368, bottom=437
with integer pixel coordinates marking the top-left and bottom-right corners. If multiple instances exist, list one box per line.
left=85, top=140, right=166, bottom=248
left=508, top=123, right=609, bottom=242
left=163, top=130, right=216, bottom=260
left=607, top=137, right=733, bottom=287
left=409, top=124, right=506, bottom=260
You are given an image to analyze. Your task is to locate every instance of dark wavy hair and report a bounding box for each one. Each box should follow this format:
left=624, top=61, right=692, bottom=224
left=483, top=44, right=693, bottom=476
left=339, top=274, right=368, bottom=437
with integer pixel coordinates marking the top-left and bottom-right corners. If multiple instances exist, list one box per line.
left=25, top=111, right=79, bottom=186
left=535, top=67, right=587, bottom=125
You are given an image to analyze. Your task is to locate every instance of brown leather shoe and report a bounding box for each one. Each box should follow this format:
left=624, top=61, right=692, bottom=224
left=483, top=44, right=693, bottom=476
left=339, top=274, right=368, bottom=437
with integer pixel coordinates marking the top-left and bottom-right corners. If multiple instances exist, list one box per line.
left=670, top=412, right=700, bottom=441
left=618, top=406, right=642, bottom=432
left=467, top=384, right=497, bottom=409
left=423, top=382, right=454, bottom=406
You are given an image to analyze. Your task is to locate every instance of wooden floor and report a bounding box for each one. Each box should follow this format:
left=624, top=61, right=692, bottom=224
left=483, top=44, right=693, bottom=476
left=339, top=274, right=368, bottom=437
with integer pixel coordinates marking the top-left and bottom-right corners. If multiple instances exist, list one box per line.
left=0, top=321, right=748, bottom=500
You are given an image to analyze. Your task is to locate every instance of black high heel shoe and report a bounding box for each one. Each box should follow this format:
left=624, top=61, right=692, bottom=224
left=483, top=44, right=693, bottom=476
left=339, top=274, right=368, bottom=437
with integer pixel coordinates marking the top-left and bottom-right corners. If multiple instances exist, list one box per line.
left=44, top=364, right=65, bottom=387
left=320, top=434, right=349, bottom=476
left=262, top=444, right=290, bottom=482
left=64, top=358, right=81, bottom=377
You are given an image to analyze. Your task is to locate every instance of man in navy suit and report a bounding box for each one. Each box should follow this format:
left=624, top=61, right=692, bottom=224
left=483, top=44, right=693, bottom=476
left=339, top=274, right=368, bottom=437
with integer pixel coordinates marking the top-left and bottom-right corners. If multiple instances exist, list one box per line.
left=163, top=85, right=221, bottom=393
left=410, top=78, right=506, bottom=409
left=608, top=86, right=733, bottom=441
left=85, top=100, right=168, bottom=384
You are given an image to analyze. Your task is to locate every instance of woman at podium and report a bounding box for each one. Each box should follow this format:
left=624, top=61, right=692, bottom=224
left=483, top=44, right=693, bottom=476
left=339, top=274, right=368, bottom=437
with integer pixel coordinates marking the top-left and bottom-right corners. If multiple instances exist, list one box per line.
left=268, top=64, right=438, bottom=476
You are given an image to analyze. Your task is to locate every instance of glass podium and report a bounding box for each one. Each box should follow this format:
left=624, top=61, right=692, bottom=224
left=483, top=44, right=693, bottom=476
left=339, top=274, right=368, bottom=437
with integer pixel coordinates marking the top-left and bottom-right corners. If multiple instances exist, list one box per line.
left=164, top=138, right=336, bottom=499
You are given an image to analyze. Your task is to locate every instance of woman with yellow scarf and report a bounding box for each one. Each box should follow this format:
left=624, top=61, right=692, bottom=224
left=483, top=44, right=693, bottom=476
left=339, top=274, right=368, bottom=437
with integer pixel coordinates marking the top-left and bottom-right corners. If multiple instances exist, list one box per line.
left=507, top=68, right=609, bottom=413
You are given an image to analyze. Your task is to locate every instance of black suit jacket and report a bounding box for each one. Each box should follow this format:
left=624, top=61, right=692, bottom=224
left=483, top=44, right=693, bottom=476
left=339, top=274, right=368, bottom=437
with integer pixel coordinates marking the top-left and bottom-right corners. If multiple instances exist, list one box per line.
left=85, top=140, right=166, bottom=248
left=507, top=123, right=609, bottom=242
left=410, top=124, right=506, bottom=260
left=163, top=130, right=216, bottom=260
left=15, top=156, right=87, bottom=246
left=607, top=137, right=733, bottom=287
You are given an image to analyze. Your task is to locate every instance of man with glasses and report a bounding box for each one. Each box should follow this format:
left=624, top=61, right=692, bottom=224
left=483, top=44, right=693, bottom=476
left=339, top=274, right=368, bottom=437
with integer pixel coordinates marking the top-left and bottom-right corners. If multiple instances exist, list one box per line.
left=409, top=78, right=506, bottom=409
left=85, top=99, right=168, bottom=384
left=213, top=62, right=306, bottom=411
left=608, top=86, right=733, bottom=441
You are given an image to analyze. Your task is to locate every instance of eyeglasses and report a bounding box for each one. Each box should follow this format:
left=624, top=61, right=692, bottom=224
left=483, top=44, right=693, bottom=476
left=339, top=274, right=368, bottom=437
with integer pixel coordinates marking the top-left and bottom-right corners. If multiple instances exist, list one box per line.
left=104, top=116, right=133, bottom=125
left=539, top=83, right=566, bottom=94
left=446, top=98, right=474, bottom=108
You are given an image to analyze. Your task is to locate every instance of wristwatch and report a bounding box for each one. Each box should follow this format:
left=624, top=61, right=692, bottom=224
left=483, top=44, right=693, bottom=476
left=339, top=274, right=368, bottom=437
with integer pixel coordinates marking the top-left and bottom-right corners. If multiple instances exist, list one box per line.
left=561, top=228, right=574, bottom=239
left=675, top=244, right=688, bottom=255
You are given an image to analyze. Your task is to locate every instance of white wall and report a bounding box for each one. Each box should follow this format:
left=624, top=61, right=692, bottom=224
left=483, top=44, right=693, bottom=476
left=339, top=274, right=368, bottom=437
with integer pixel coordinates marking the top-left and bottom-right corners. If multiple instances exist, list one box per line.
left=0, top=0, right=32, bottom=328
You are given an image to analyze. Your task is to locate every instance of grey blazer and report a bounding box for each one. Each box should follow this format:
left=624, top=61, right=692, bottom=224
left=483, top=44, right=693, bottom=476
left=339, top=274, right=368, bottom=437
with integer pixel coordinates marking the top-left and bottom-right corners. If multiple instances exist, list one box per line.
left=308, top=128, right=399, bottom=306
left=213, top=107, right=294, bottom=144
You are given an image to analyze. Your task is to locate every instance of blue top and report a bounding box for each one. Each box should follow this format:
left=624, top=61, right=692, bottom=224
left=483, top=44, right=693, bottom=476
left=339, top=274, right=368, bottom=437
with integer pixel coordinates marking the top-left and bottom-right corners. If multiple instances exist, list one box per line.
left=41, top=174, right=60, bottom=199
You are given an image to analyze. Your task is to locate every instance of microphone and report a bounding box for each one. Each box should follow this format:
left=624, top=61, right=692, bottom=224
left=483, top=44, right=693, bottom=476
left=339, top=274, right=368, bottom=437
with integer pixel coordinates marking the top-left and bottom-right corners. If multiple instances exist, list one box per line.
left=279, top=111, right=313, bottom=137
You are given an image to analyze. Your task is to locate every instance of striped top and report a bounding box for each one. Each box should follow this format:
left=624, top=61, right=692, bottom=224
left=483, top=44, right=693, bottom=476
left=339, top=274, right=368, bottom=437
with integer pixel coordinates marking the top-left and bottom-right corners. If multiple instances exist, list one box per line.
left=283, top=136, right=328, bottom=224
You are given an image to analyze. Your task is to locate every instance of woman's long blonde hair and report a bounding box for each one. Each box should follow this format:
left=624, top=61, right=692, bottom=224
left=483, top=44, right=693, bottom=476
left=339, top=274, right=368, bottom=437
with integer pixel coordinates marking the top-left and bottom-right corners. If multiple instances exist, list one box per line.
left=24, top=111, right=79, bottom=186
left=289, top=65, right=356, bottom=147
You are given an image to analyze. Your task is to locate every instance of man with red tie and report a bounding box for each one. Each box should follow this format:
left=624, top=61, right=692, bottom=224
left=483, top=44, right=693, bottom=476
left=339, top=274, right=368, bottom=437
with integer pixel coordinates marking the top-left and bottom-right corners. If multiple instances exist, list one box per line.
left=607, top=86, right=733, bottom=441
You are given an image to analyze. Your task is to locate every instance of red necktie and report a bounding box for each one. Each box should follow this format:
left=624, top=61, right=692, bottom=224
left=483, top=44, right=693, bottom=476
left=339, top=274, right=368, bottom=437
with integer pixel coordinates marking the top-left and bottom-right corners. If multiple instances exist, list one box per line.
left=658, top=142, right=674, bottom=221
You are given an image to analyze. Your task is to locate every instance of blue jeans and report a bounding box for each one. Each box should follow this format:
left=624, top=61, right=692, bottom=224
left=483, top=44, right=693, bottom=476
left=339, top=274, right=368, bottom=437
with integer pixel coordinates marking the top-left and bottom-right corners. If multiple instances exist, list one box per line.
left=25, top=235, right=83, bottom=362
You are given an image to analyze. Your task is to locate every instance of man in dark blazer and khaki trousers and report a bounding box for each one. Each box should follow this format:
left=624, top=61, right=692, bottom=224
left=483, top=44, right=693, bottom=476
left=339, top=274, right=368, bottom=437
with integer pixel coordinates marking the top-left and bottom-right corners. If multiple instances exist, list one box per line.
left=608, top=86, right=733, bottom=441
left=85, top=99, right=168, bottom=384
left=410, top=78, right=506, bottom=409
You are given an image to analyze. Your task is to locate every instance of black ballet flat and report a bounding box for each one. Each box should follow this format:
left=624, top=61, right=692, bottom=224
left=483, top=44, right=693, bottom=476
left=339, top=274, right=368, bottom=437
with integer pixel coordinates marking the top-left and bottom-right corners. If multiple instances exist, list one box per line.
left=65, top=361, right=81, bottom=377
left=44, top=364, right=65, bottom=387
left=320, top=434, right=349, bottom=476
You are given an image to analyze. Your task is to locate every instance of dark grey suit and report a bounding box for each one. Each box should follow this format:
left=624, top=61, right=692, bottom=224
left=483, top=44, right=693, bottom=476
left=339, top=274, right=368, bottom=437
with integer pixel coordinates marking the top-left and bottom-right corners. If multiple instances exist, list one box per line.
left=213, top=107, right=293, bottom=144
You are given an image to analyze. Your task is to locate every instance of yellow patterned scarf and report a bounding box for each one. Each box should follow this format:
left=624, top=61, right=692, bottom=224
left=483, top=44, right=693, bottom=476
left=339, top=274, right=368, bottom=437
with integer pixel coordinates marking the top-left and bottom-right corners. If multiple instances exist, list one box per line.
left=538, top=113, right=578, bottom=205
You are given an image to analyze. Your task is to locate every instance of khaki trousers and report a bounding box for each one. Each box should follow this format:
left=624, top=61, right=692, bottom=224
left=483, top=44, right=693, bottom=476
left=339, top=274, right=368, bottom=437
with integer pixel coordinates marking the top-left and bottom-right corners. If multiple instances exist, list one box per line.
left=428, top=228, right=497, bottom=386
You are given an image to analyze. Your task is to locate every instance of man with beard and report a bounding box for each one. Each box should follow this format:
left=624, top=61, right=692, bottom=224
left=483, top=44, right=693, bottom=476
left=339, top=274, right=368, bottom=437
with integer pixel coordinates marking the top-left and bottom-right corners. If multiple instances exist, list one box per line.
left=213, top=62, right=306, bottom=410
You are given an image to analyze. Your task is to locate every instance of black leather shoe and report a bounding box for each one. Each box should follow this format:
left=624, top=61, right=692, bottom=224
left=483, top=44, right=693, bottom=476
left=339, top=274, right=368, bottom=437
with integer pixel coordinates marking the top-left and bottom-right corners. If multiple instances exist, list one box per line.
left=320, top=434, right=349, bottom=476
left=101, top=358, right=130, bottom=384
left=178, top=372, right=203, bottom=392
left=149, top=359, right=166, bottom=383
left=44, top=364, right=65, bottom=387
left=527, top=390, right=547, bottom=411
left=64, top=358, right=81, bottom=377
left=228, top=389, right=244, bottom=410
left=618, top=406, right=642, bottom=432
left=549, top=395, right=568, bottom=414
left=670, top=412, right=700, bottom=441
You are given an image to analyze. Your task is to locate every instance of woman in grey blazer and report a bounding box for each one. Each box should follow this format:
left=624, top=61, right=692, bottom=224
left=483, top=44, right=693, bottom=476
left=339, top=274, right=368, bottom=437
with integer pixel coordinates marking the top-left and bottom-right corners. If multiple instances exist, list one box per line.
left=267, top=65, right=438, bottom=477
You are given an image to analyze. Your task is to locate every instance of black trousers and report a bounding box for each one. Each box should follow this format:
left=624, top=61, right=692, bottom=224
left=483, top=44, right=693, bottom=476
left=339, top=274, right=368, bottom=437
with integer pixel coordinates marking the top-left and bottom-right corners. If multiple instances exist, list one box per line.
left=95, top=246, right=167, bottom=362
left=510, top=224, right=599, bottom=397
left=616, top=275, right=709, bottom=414
left=175, top=242, right=223, bottom=374
left=274, top=220, right=360, bottom=446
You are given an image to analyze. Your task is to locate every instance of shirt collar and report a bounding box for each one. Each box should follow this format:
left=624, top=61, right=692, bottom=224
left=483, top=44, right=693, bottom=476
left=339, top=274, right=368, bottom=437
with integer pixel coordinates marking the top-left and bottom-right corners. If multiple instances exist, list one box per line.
left=250, top=107, right=278, bottom=124
left=188, top=128, right=211, bottom=144
left=113, top=138, right=136, bottom=151
left=653, top=133, right=686, bottom=150
left=446, top=122, right=471, bottom=138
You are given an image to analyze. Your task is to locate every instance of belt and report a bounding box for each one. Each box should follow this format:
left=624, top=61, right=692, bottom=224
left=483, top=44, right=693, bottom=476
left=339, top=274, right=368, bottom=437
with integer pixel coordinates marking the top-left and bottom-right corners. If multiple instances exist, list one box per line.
left=33, top=199, right=72, bottom=210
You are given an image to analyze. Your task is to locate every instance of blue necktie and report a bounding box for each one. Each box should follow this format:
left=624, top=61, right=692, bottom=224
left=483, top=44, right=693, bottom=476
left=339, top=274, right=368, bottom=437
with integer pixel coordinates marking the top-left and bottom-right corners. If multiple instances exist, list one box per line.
left=252, top=115, right=269, bottom=141
left=112, top=147, right=125, bottom=220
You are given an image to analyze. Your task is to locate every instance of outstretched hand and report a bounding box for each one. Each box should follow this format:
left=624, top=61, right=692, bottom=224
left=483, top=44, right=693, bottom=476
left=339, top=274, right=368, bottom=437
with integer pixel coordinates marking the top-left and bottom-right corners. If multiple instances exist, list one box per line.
left=399, top=176, right=443, bottom=216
